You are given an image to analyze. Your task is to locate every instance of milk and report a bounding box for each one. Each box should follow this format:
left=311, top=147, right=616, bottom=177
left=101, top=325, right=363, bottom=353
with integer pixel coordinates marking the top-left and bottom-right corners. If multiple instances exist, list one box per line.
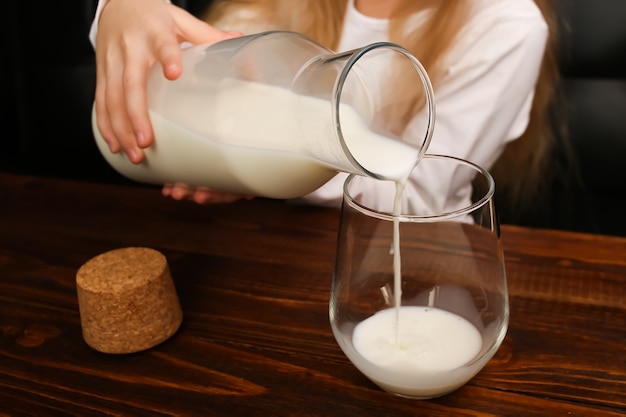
left=350, top=306, right=483, bottom=397
left=93, top=79, right=420, bottom=198
left=95, top=77, right=488, bottom=396
left=210, top=79, right=420, bottom=182
left=337, top=160, right=485, bottom=398
left=95, top=110, right=337, bottom=199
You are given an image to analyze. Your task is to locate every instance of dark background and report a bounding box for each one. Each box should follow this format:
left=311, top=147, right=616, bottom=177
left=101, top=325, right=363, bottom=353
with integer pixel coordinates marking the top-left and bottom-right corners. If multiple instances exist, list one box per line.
left=3, top=0, right=626, bottom=236
left=2, top=0, right=209, bottom=184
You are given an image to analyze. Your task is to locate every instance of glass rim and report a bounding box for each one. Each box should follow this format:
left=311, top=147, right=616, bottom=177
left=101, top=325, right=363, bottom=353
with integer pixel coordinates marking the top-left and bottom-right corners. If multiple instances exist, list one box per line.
left=342, top=154, right=496, bottom=222
left=333, top=42, right=436, bottom=179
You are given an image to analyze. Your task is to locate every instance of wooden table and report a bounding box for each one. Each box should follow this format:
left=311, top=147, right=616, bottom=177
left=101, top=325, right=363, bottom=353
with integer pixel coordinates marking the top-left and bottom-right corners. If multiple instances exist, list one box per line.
left=1, top=172, right=624, bottom=416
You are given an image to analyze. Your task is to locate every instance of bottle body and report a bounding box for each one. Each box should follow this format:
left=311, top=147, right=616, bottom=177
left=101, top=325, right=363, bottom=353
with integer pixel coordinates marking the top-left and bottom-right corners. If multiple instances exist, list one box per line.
left=92, top=101, right=337, bottom=199
left=92, top=31, right=435, bottom=198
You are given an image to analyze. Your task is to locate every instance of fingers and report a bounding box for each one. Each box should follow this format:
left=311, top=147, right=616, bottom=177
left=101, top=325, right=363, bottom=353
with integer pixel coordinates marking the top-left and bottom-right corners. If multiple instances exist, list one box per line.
left=105, top=49, right=146, bottom=163
left=96, top=45, right=149, bottom=163
left=118, top=32, right=183, bottom=159
left=193, top=190, right=252, bottom=205
left=122, top=45, right=155, bottom=151
left=93, top=0, right=242, bottom=166
left=94, top=69, right=120, bottom=154
left=162, top=183, right=252, bottom=205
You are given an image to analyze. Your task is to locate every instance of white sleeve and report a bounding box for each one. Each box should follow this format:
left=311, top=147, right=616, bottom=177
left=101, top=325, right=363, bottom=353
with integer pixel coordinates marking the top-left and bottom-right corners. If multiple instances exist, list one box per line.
left=89, top=0, right=173, bottom=48
left=88, top=0, right=108, bottom=47
left=301, top=7, right=548, bottom=211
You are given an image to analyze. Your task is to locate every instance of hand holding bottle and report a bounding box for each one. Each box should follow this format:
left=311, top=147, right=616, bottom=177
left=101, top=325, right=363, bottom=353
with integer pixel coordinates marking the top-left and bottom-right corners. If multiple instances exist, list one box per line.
left=93, top=0, right=241, bottom=164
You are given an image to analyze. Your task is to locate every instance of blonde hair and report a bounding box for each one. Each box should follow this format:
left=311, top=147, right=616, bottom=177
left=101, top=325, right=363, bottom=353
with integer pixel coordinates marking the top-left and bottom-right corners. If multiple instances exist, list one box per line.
left=202, top=0, right=564, bottom=219
left=202, top=0, right=346, bottom=48
left=489, top=0, right=570, bottom=220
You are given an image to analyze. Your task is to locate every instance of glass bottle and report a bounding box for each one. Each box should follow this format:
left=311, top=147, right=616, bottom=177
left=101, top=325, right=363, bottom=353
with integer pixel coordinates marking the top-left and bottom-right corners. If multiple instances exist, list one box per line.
left=92, top=31, right=435, bottom=199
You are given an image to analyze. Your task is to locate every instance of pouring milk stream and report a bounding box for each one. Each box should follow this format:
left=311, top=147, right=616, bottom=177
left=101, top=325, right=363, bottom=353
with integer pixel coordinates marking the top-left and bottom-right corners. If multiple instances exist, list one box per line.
left=92, top=31, right=482, bottom=393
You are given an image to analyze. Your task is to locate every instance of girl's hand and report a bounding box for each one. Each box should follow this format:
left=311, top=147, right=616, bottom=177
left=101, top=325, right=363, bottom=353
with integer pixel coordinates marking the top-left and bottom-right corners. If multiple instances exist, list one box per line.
left=94, top=0, right=240, bottom=163
left=162, top=183, right=253, bottom=205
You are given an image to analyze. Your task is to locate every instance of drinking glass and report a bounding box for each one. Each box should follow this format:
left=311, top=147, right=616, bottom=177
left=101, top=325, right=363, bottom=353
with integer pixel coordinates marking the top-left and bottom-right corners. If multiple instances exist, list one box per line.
left=330, top=154, right=508, bottom=399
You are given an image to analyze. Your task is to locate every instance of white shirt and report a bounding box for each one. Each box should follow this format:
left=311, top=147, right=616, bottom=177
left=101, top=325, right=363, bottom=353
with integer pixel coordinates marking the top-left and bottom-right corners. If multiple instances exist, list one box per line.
left=90, top=0, right=548, bottom=212
left=302, top=0, right=547, bottom=210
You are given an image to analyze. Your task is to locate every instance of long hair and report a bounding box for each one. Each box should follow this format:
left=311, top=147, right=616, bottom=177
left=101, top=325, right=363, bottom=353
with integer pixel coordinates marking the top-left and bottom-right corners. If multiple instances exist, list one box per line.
left=202, top=0, right=567, bottom=219
left=489, top=0, right=574, bottom=222
left=201, top=0, right=346, bottom=49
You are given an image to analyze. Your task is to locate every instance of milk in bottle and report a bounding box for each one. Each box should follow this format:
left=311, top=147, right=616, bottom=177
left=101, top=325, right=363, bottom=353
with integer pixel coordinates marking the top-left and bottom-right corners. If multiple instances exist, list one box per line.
left=92, top=31, right=435, bottom=198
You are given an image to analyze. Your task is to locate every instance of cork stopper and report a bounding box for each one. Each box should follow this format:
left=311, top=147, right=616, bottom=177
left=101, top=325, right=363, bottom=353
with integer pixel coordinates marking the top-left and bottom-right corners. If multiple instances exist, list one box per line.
left=76, top=247, right=183, bottom=354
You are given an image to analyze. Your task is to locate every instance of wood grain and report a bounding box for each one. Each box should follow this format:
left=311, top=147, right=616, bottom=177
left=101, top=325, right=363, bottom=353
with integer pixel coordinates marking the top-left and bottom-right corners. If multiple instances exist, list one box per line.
left=0, top=172, right=624, bottom=416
